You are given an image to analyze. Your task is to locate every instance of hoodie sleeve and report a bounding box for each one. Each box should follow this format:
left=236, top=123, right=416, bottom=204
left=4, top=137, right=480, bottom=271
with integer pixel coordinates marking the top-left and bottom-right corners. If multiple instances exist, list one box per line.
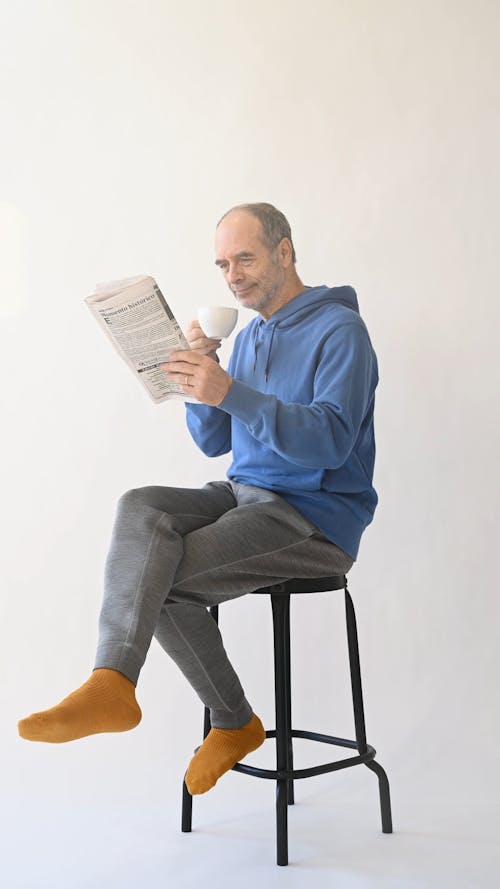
left=217, top=322, right=377, bottom=469
left=184, top=351, right=233, bottom=457
left=185, top=401, right=232, bottom=456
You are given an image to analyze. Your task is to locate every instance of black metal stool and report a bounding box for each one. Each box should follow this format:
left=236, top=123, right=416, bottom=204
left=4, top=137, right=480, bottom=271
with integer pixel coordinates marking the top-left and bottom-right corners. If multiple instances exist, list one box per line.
left=181, top=574, right=392, bottom=866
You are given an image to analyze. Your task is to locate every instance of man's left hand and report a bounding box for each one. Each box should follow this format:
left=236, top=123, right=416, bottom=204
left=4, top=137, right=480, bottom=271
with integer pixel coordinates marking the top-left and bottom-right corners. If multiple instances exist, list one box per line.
left=162, top=351, right=233, bottom=406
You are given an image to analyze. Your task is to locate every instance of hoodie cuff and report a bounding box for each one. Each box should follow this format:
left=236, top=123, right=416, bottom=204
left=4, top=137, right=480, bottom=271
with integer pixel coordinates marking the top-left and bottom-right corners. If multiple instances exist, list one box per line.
left=219, top=378, right=270, bottom=425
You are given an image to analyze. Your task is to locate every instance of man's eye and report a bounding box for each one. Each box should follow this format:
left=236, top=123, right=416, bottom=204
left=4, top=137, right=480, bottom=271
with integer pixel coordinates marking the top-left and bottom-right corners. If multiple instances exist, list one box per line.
left=241, top=258, right=253, bottom=265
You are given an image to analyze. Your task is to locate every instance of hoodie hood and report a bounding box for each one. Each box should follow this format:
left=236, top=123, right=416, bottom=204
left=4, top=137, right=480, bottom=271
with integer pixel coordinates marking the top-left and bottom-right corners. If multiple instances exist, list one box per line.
left=252, top=285, right=360, bottom=380
left=269, top=284, right=359, bottom=322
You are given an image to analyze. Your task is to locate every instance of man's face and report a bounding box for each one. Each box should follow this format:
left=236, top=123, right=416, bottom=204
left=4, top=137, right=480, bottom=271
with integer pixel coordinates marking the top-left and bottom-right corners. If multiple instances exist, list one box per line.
left=215, top=211, right=286, bottom=317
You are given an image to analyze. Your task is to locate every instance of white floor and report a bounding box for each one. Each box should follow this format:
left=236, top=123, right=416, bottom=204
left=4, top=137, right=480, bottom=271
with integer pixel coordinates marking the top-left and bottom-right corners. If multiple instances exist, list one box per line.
left=3, top=748, right=499, bottom=889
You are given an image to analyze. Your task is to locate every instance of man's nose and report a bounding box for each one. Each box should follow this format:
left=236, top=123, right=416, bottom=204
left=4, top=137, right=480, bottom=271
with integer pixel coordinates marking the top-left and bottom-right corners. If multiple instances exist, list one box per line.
left=227, top=264, right=243, bottom=285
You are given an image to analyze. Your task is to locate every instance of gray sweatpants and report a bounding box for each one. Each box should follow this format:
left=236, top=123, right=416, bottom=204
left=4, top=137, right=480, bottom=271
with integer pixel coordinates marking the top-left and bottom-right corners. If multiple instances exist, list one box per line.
left=94, top=481, right=354, bottom=728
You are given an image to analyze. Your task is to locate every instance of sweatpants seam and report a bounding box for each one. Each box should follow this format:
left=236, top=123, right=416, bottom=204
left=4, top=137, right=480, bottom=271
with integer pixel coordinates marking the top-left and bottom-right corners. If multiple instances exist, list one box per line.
left=118, top=511, right=172, bottom=668
left=173, top=529, right=318, bottom=589
left=166, top=606, right=238, bottom=713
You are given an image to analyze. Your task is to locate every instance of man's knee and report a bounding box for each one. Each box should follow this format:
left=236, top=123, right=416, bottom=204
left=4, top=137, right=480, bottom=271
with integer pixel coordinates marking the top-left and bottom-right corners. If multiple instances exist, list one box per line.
left=116, top=486, right=161, bottom=514
left=115, top=485, right=195, bottom=519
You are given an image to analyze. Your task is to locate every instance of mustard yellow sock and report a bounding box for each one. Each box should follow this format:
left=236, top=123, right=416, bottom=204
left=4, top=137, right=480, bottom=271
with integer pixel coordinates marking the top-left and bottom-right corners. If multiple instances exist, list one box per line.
left=17, top=668, right=141, bottom=743
left=185, top=713, right=266, bottom=795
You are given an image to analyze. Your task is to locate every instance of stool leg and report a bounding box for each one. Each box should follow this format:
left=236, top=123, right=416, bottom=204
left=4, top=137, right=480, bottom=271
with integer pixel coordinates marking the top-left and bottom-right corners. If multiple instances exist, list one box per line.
left=344, top=583, right=393, bottom=834
left=366, top=760, right=393, bottom=833
left=181, top=604, right=219, bottom=834
left=344, top=586, right=367, bottom=754
left=283, top=596, right=295, bottom=806
left=181, top=778, right=193, bottom=832
left=271, top=594, right=290, bottom=866
left=203, top=606, right=219, bottom=740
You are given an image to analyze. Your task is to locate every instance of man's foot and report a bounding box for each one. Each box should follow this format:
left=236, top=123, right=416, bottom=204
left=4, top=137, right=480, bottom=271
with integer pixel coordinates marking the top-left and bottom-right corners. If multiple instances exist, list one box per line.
left=18, top=668, right=141, bottom=743
left=185, top=713, right=266, bottom=795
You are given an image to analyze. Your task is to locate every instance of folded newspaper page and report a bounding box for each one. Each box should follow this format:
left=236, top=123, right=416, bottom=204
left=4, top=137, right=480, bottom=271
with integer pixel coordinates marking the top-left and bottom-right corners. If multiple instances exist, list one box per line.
left=84, top=275, right=196, bottom=403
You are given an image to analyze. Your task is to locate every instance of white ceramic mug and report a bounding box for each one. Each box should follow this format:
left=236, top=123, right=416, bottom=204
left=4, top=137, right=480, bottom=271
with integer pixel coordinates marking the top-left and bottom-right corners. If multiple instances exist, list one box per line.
left=198, top=305, right=238, bottom=339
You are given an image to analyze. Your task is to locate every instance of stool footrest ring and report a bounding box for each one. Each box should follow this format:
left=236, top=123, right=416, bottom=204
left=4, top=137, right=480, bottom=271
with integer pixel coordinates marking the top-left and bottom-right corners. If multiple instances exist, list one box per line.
left=231, top=729, right=376, bottom=780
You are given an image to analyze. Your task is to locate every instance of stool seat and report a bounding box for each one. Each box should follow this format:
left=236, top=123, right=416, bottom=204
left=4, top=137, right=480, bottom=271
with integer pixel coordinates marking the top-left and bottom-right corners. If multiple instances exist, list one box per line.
left=250, top=574, right=346, bottom=594
left=181, top=574, right=392, bottom=866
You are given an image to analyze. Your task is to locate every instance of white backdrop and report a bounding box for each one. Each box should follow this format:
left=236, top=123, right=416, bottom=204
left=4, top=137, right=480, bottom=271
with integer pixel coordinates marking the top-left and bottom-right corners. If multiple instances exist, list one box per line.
left=1, top=2, right=499, bottom=887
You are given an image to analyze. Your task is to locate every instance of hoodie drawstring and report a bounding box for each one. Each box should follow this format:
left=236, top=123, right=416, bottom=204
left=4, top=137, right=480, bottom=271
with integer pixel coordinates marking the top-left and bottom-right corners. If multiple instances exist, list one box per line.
left=253, top=320, right=277, bottom=381
left=264, top=324, right=277, bottom=381
left=252, top=323, right=259, bottom=373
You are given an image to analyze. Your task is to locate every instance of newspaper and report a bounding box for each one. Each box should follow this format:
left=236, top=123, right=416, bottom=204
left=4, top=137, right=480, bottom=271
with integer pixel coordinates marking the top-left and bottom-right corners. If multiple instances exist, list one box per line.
left=84, top=275, right=196, bottom=403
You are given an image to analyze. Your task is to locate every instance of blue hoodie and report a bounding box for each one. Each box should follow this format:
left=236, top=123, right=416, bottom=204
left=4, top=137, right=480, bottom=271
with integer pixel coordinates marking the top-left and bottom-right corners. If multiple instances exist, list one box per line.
left=185, top=285, right=378, bottom=560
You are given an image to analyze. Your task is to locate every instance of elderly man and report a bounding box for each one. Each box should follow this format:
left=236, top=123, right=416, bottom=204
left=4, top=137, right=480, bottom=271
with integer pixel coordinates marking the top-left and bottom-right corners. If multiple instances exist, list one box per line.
left=19, top=203, right=378, bottom=796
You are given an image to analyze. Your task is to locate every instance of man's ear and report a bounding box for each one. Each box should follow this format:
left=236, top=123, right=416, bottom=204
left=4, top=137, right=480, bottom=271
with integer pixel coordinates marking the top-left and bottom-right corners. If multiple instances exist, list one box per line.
left=278, top=237, right=293, bottom=269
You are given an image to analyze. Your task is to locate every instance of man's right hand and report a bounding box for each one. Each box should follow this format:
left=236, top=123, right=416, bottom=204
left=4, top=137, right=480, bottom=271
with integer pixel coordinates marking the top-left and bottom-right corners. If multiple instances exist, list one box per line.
left=186, top=320, right=222, bottom=361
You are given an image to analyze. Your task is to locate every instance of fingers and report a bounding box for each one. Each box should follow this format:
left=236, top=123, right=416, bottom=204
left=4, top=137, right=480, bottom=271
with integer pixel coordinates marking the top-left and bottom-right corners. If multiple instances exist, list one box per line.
left=160, top=353, right=205, bottom=381
left=190, top=336, right=222, bottom=354
left=160, top=350, right=232, bottom=406
left=160, top=362, right=194, bottom=391
left=186, top=319, right=221, bottom=355
left=166, top=350, right=204, bottom=368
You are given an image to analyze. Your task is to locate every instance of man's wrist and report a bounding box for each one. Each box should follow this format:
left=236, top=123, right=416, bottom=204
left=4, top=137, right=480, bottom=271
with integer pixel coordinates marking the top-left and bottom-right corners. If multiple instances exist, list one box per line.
left=216, top=375, right=233, bottom=406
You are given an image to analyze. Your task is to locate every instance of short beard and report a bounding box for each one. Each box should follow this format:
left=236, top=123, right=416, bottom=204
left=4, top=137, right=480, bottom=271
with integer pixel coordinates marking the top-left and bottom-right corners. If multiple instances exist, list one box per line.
left=254, top=251, right=284, bottom=311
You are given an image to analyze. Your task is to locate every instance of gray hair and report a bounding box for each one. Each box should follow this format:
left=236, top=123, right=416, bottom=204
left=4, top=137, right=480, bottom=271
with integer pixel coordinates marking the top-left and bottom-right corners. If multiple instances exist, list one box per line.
left=217, top=202, right=297, bottom=263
